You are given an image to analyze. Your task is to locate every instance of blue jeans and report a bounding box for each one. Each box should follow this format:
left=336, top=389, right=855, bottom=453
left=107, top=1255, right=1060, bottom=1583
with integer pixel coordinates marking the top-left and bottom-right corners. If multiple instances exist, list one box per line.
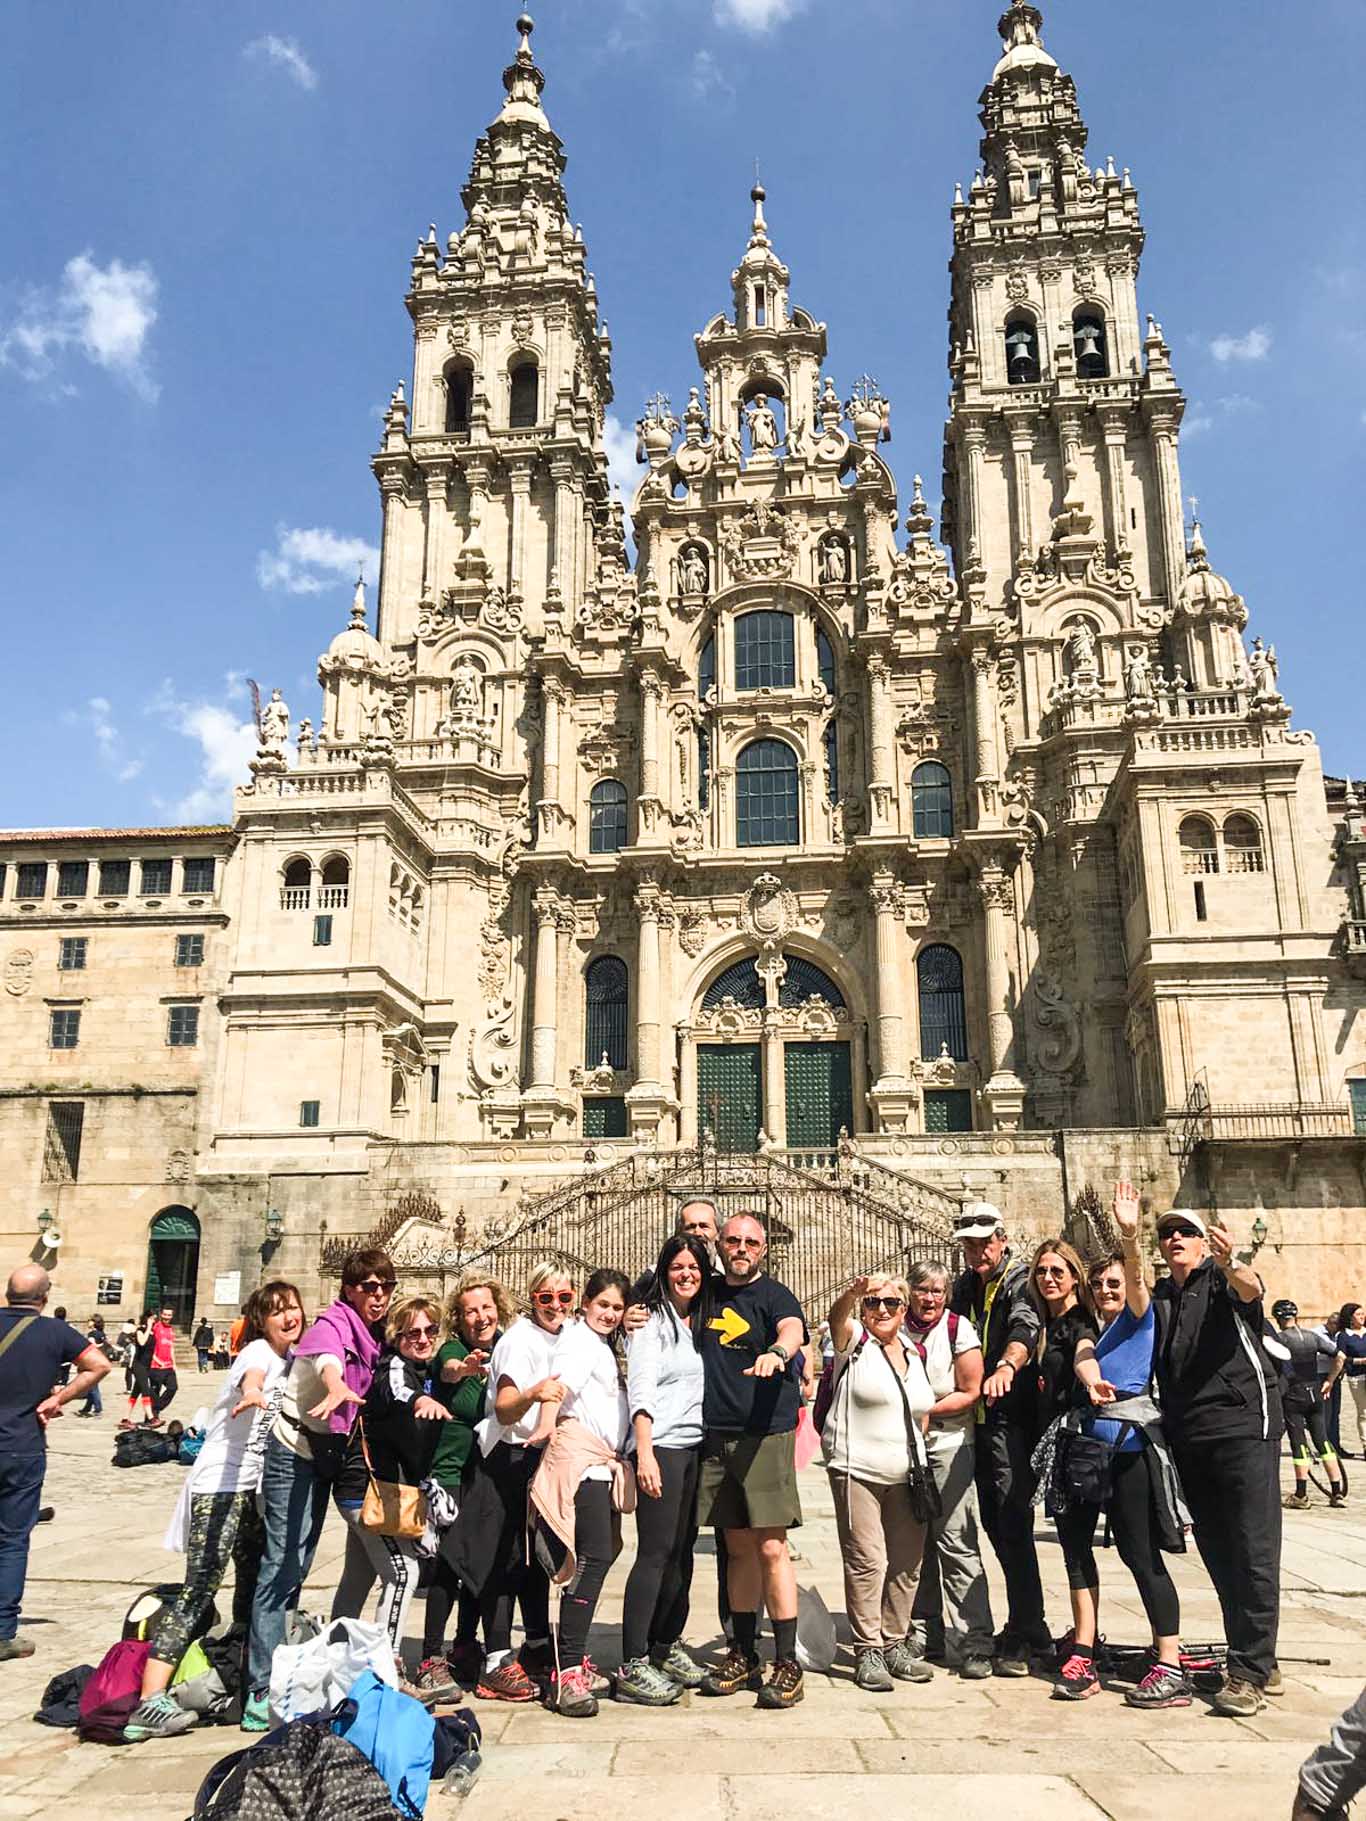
left=246, top=1434, right=332, bottom=1696
left=0, top=1452, right=47, bottom=1640
left=82, top=1381, right=102, bottom=1415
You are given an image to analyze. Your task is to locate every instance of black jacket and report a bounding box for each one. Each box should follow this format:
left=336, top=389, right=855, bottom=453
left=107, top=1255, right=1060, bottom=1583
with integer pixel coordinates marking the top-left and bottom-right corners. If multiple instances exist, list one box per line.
left=361, top=1351, right=443, bottom=1487
left=950, top=1251, right=1040, bottom=1425
left=1152, top=1260, right=1280, bottom=1445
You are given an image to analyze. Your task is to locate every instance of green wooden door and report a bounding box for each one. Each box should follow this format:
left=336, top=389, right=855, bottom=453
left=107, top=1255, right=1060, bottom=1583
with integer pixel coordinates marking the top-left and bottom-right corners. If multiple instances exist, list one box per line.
left=144, top=1208, right=201, bottom=1329
left=784, top=1042, right=853, bottom=1148
left=698, top=1044, right=762, bottom=1154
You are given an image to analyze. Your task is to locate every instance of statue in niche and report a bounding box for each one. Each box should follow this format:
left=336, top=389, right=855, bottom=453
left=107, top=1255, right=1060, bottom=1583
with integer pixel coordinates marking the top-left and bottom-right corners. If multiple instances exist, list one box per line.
left=1124, top=645, right=1154, bottom=702
left=746, top=394, right=779, bottom=456
left=260, top=688, right=290, bottom=754
left=679, top=545, right=708, bottom=597
left=1064, top=619, right=1098, bottom=676
left=820, top=539, right=849, bottom=585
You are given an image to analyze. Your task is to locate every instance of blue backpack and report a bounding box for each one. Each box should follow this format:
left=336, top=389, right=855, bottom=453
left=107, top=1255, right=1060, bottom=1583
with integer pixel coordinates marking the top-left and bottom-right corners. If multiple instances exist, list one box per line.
left=330, top=1672, right=434, bottom=1819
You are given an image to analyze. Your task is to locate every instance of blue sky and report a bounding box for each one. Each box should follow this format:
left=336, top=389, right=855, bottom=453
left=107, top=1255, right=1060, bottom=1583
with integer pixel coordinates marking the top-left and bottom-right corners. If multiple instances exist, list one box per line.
left=3, top=0, right=1363, bottom=829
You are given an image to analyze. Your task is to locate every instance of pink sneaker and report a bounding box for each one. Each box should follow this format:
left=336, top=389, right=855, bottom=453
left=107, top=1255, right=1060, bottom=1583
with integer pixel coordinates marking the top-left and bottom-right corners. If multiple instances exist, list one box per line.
left=1052, top=1651, right=1100, bottom=1700
left=551, top=1660, right=598, bottom=1718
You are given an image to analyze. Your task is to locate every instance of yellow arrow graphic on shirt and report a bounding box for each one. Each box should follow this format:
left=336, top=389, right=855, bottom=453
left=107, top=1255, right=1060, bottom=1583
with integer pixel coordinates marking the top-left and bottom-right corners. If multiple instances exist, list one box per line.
left=708, top=1307, right=752, bottom=1348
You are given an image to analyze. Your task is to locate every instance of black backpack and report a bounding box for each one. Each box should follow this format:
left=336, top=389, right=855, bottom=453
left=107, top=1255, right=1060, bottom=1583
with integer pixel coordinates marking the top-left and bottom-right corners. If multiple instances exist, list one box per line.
left=193, top=1719, right=405, bottom=1821
left=113, top=1425, right=182, bottom=1468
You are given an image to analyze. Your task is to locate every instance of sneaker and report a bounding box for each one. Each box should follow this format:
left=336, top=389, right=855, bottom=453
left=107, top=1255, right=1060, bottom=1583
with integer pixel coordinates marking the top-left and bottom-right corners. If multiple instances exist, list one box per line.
left=0, top=1638, right=35, bottom=1662
left=1052, top=1651, right=1101, bottom=1701
left=519, top=1641, right=555, bottom=1690
left=756, top=1658, right=805, bottom=1710
left=446, top=1640, right=484, bottom=1686
left=994, top=1637, right=1034, bottom=1678
left=959, top=1653, right=993, bottom=1681
left=551, top=1660, right=598, bottom=1718
left=582, top=1656, right=612, bottom=1697
left=1330, top=1491, right=1349, bottom=1510
left=124, top=1691, right=197, bottom=1741
left=654, top=1641, right=706, bottom=1689
left=36, top=1508, right=54, bottom=1523
left=1264, top=1665, right=1285, bottom=1697
left=854, top=1647, right=894, bottom=1691
left=615, top=1657, right=682, bottom=1706
left=1125, top=1662, right=1193, bottom=1709
left=1284, top=1491, right=1311, bottom=1511
left=700, top=1646, right=763, bottom=1697
left=1212, top=1675, right=1265, bottom=1717
left=884, top=1642, right=934, bottom=1683
left=411, top=1656, right=457, bottom=1703
left=241, top=1692, right=271, bottom=1732
left=476, top=1659, right=537, bottom=1703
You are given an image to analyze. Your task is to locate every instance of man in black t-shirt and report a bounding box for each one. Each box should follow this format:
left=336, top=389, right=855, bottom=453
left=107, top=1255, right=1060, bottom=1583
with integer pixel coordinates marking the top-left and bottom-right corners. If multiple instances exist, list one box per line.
left=0, top=1264, right=110, bottom=1659
left=696, top=1212, right=807, bottom=1710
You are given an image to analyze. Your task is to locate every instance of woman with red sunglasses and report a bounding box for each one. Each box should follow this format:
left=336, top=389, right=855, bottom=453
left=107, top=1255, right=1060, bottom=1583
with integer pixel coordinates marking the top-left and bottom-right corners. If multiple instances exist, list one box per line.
left=446, top=1260, right=572, bottom=1701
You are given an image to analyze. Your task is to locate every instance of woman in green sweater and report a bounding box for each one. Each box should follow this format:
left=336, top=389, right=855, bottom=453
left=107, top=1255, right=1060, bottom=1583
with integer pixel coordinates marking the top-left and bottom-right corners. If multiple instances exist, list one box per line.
left=411, top=1271, right=514, bottom=1696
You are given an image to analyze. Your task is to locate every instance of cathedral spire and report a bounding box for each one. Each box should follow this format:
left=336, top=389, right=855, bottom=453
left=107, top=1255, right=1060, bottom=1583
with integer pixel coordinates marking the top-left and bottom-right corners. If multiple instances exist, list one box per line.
left=498, top=12, right=549, bottom=126
left=993, top=1, right=1056, bottom=77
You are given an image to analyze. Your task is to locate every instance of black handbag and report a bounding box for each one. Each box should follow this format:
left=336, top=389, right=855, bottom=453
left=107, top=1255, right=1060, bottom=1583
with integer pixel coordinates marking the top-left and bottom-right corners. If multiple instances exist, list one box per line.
left=1057, top=1415, right=1132, bottom=1505
left=879, top=1342, right=942, bottom=1526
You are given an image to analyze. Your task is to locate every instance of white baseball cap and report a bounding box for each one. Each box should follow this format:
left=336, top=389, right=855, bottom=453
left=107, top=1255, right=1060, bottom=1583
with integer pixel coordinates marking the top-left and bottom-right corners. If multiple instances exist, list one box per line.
left=953, top=1202, right=1004, bottom=1241
left=1156, top=1209, right=1209, bottom=1239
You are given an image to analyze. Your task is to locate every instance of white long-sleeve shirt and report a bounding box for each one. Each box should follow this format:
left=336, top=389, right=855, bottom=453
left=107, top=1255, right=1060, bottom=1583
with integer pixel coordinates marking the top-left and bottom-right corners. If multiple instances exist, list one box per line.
left=626, top=1307, right=705, bottom=1451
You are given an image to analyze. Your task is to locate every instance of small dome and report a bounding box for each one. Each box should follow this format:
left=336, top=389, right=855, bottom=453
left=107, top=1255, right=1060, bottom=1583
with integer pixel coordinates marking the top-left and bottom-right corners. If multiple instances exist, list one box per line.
left=1183, top=522, right=1244, bottom=619
left=993, top=3, right=1057, bottom=80
left=992, top=39, right=1057, bottom=78
left=325, top=578, right=382, bottom=664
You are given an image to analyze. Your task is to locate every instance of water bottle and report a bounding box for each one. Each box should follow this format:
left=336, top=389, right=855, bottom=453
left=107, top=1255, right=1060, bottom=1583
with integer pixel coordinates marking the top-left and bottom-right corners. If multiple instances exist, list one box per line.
left=444, top=1750, right=482, bottom=1795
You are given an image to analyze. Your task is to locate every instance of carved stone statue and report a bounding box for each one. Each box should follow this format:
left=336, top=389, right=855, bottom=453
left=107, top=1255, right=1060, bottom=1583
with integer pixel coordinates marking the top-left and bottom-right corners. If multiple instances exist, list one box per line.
left=1123, top=645, right=1154, bottom=702
left=1065, top=619, right=1098, bottom=675
left=260, top=688, right=290, bottom=754
left=820, top=539, right=849, bottom=585
left=746, top=394, right=779, bottom=456
left=1249, top=636, right=1271, bottom=699
left=452, top=658, right=483, bottom=710
left=679, top=545, right=708, bottom=596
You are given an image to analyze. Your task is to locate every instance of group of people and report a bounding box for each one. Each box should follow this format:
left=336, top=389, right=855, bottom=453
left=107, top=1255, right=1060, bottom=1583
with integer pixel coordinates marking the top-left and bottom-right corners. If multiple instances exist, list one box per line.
left=0, top=1184, right=1345, bottom=1773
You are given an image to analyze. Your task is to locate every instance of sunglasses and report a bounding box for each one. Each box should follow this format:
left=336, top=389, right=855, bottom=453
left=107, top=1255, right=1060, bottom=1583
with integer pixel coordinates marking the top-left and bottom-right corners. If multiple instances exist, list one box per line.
left=1161, top=1225, right=1202, bottom=1240
left=862, top=1295, right=905, bottom=1312
left=404, top=1323, right=437, bottom=1339
left=533, top=1290, right=574, bottom=1307
left=355, top=1279, right=397, bottom=1295
left=1035, top=1265, right=1072, bottom=1280
left=724, top=1237, right=764, bottom=1250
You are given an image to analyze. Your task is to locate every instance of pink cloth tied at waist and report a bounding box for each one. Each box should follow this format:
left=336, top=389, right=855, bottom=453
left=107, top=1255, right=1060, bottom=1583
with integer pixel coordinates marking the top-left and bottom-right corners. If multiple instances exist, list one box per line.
left=529, top=1416, right=637, bottom=1587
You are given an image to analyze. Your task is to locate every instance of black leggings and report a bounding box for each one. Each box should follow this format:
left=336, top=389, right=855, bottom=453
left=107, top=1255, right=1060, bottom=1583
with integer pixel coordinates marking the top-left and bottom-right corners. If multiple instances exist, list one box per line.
left=1054, top=1448, right=1180, bottom=1639
left=545, top=1480, right=622, bottom=1664
left=1285, top=1390, right=1334, bottom=1466
left=621, top=1445, right=700, bottom=1662
left=422, top=1552, right=481, bottom=1659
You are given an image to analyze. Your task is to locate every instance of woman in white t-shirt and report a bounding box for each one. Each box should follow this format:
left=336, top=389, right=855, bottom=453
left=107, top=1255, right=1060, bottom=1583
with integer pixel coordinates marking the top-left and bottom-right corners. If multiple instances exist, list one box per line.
left=822, top=1271, right=936, bottom=1693
left=123, top=1279, right=304, bottom=1742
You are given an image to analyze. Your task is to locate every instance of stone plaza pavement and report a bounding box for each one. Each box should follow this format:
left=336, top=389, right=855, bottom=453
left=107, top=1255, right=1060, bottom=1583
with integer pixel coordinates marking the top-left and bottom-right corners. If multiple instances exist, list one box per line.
left=2, top=1402, right=1365, bottom=1818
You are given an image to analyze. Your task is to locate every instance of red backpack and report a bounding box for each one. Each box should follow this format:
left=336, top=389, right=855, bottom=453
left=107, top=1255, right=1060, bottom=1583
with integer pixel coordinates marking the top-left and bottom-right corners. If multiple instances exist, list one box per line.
left=78, top=1639, right=151, bottom=1742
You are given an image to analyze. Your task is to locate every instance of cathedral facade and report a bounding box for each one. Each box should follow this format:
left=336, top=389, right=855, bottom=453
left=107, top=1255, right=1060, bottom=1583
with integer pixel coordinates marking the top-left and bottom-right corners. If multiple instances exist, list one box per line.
left=5, top=5, right=1366, bottom=1320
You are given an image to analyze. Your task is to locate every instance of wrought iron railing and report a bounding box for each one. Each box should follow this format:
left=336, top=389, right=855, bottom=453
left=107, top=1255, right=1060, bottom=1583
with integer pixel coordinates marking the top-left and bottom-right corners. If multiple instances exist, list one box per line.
left=1202, top=1104, right=1355, bottom=1141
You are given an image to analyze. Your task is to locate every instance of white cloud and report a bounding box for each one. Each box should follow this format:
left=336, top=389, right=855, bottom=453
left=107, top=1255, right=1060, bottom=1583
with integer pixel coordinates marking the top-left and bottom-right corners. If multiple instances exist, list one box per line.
left=1216, top=392, right=1262, bottom=416
left=1183, top=406, right=1214, bottom=439
left=257, top=524, right=380, bottom=596
left=63, top=696, right=143, bottom=784
left=603, top=413, right=640, bottom=510
left=714, top=0, right=806, bottom=29
left=691, top=49, right=734, bottom=102
left=244, top=34, right=318, bottom=91
left=148, top=675, right=258, bottom=824
left=0, top=252, right=159, bottom=399
left=1209, top=325, right=1271, bottom=364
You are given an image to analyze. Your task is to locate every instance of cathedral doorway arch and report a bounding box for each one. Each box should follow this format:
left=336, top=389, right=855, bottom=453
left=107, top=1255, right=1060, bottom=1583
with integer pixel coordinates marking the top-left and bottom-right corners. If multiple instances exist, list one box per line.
left=144, top=1206, right=201, bottom=1331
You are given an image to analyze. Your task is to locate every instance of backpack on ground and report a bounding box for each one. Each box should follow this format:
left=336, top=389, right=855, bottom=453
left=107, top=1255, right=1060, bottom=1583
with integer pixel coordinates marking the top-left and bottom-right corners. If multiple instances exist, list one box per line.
left=77, top=1638, right=151, bottom=1743
left=113, top=1426, right=181, bottom=1468
left=33, top=1664, right=94, bottom=1729
left=192, top=1719, right=405, bottom=1821
left=170, top=1624, right=241, bottom=1723
left=330, top=1670, right=435, bottom=1819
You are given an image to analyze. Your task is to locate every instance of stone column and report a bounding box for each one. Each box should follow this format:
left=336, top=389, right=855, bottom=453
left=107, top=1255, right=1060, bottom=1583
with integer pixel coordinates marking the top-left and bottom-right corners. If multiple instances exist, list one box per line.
left=871, top=877, right=907, bottom=1081
left=676, top=1025, right=697, bottom=1145
left=633, top=882, right=662, bottom=1089
left=1099, top=406, right=1131, bottom=557
left=1148, top=412, right=1186, bottom=610
left=540, top=677, right=564, bottom=807
left=550, top=455, right=578, bottom=602
left=867, top=653, right=894, bottom=830
left=638, top=667, right=666, bottom=840
left=377, top=475, right=407, bottom=640
left=762, top=1010, right=786, bottom=1148
left=959, top=419, right=988, bottom=564
left=507, top=455, right=535, bottom=602
left=1007, top=421, right=1035, bottom=563
left=420, top=465, right=449, bottom=603
left=977, top=864, right=1026, bottom=1129
left=528, top=891, right=561, bottom=1092
left=967, top=641, right=1000, bottom=822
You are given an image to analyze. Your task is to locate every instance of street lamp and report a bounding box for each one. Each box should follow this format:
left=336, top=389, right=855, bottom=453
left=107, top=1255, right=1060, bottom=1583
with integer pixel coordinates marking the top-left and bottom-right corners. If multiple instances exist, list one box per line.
left=264, top=1208, right=285, bottom=1245
left=1250, top=1214, right=1269, bottom=1251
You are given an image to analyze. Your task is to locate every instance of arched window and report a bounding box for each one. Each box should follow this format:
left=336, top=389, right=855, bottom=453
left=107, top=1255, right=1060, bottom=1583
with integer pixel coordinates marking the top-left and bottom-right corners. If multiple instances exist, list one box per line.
left=589, top=779, right=628, bottom=854
left=1004, top=313, right=1041, bottom=385
left=703, top=956, right=765, bottom=1010
left=1223, top=813, right=1265, bottom=874
left=816, top=627, right=837, bottom=697
left=912, top=762, right=954, bottom=839
left=320, top=856, right=350, bottom=909
left=698, top=728, right=711, bottom=812
left=779, top=957, right=845, bottom=1008
left=918, top=944, right=968, bottom=1061
left=736, top=739, right=799, bottom=847
left=585, top=956, right=628, bottom=1070
left=823, top=722, right=839, bottom=805
left=734, top=611, right=795, bottom=691
left=699, top=630, right=716, bottom=701
left=1073, top=312, right=1109, bottom=380
left=444, top=361, right=472, bottom=433
left=508, top=360, right=538, bottom=429
left=1178, top=815, right=1219, bottom=875
left=281, top=857, right=311, bottom=910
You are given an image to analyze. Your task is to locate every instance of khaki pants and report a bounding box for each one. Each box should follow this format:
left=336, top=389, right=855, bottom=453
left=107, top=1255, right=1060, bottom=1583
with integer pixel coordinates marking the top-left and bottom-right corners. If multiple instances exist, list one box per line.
left=828, top=1471, right=927, bottom=1651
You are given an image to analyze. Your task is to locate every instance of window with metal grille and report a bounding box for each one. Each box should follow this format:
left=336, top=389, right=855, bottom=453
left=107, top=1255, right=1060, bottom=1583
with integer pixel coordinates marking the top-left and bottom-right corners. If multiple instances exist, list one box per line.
left=58, top=938, right=87, bottom=972
left=734, top=612, right=795, bottom=691
left=183, top=857, right=215, bottom=894
left=1073, top=311, right=1109, bottom=379
left=702, top=956, right=765, bottom=1010
left=141, top=859, right=173, bottom=895
left=589, top=780, right=628, bottom=854
left=583, top=1097, right=628, bottom=1139
left=99, top=859, right=130, bottom=895
left=918, top=944, right=968, bottom=1061
left=508, top=361, right=538, bottom=428
left=1352, top=1081, right=1366, bottom=1137
left=736, top=739, right=799, bottom=847
left=699, top=632, right=716, bottom=701
left=49, top=1009, right=80, bottom=1050
left=42, top=1101, right=85, bottom=1181
left=175, top=934, right=205, bottom=967
left=167, top=1005, right=200, bottom=1047
left=779, top=957, right=845, bottom=1008
left=824, top=723, right=839, bottom=805
left=816, top=627, right=837, bottom=697
left=17, top=862, right=46, bottom=899
left=912, top=762, right=954, bottom=839
left=313, top=915, right=334, bottom=947
left=924, top=1088, right=974, bottom=1134
left=698, top=728, right=711, bottom=811
left=584, top=956, right=629, bottom=1069
left=56, top=861, right=89, bottom=898
left=299, top=1100, right=320, bottom=1128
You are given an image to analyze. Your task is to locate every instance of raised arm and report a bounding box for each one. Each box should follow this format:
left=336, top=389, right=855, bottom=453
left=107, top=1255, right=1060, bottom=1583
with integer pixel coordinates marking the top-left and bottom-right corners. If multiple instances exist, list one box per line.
left=828, top=1278, right=867, bottom=1355
left=1112, top=1180, right=1151, bottom=1318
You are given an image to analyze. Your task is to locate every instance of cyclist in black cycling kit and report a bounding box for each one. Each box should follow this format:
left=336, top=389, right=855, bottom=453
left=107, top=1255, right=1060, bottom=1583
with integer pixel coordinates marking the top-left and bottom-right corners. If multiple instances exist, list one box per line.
left=1274, top=1301, right=1346, bottom=1511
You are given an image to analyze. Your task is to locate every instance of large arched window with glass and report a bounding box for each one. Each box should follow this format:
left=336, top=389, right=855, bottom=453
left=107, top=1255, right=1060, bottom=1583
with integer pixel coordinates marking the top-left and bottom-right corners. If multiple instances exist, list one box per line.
left=734, top=611, right=795, bottom=691
left=918, top=944, right=968, bottom=1061
left=912, top=761, right=954, bottom=839
left=736, top=739, right=799, bottom=847
left=584, top=956, right=629, bottom=1070
left=589, top=779, right=628, bottom=854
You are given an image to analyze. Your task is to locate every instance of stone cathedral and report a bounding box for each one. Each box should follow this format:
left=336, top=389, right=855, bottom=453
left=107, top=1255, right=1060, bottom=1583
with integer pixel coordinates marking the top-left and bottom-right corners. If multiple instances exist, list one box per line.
left=5, top=4, right=1366, bottom=1320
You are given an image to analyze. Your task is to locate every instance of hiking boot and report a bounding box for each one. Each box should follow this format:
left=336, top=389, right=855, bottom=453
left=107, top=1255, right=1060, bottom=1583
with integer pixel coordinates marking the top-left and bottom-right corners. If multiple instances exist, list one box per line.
left=1284, top=1490, right=1311, bottom=1511
left=1125, top=1662, right=1193, bottom=1709
left=654, top=1641, right=706, bottom=1689
left=885, top=1642, right=934, bottom=1683
left=1265, top=1665, right=1285, bottom=1696
left=700, top=1646, right=763, bottom=1697
left=1212, top=1675, right=1265, bottom=1717
left=1052, top=1651, right=1101, bottom=1701
left=476, top=1658, right=537, bottom=1703
left=551, top=1660, right=598, bottom=1718
left=854, top=1647, right=894, bottom=1691
left=615, top=1657, right=682, bottom=1706
left=0, top=1638, right=35, bottom=1662
left=756, top=1658, right=805, bottom=1710
left=241, top=1692, right=271, bottom=1732
left=959, top=1653, right=993, bottom=1681
left=124, top=1691, right=197, bottom=1741
left=446, top=1640, right=484, bottom=1686
left=411, top=1656, right=457, bottom=1703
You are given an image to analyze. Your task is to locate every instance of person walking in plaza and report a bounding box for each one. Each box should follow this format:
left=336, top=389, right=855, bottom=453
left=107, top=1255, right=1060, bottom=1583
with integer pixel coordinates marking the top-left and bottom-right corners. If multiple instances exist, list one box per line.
left=192, top=1316, right=216, bottom=1375
left=1151, top=1207, right=1283, bottom=1717
left=243, top=1247, right=396, bottom=1729
left=446, top=1261, right=570, bottom=1702
left=121, top=1313, right=157, bottom=1428
left=695, top=1211, right=808, bottom=1710
left=1327, top=1304, right=1366, bottom=1461
left=949, top=1202, right=1052, bottom=1675
left=148, top=1306, right=179, bottom=1416
left=1276, top=1300, right=1346, bottom=1510
left=123, top=1280, right=305, bottom=1740
left=822, top=1272, right=936, bottom=1692
left=76, top=1314, right=112, bottom=1417
left=617, top=1234, right=712, bottom=1705
left=903, top=1261, right=994, bottom=1679
left=0, top=1265, right=110, bottom=1662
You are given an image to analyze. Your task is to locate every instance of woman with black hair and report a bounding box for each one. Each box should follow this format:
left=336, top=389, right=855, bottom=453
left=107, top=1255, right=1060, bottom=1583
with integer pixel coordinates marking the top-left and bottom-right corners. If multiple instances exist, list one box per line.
left=617, top=1234, right=712, bottom=1705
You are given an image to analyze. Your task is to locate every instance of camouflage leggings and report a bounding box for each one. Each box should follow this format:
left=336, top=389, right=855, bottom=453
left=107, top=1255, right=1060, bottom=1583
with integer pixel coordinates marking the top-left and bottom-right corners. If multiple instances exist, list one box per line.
left=151, top=1490, right=265, bottom=1667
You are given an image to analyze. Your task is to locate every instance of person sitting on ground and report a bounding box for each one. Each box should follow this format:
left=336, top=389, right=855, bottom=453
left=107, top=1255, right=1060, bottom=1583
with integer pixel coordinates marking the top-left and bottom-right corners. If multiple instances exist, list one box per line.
left=1276, top=1300, right=1346, bottom=1511
left=822, top=1273, right=936, bottom=1693
left=123, top=1280, right=304, bottom=1740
